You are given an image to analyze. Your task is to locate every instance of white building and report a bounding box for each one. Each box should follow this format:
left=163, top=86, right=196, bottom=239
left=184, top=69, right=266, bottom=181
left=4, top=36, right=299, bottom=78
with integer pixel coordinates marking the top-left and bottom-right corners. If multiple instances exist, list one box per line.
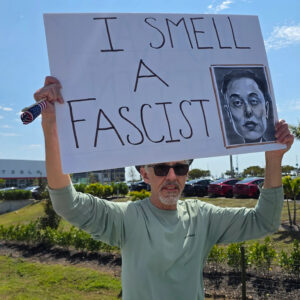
left=72, top=168, right=126, bottom=184
left=0, top=159, right=126, bottom=187
left=0, top=159, right=46, bottom=188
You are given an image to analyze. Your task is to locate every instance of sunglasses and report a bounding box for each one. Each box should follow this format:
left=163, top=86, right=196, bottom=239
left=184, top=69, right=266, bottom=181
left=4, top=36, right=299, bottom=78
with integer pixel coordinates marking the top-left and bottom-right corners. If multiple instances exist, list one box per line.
left=148, top=163, right=189, bottom=177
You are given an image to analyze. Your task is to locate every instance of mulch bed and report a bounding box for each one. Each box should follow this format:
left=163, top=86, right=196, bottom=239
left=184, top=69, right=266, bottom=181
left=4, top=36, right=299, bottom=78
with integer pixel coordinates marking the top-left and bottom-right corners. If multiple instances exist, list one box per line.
left=1, top=241, right=299, bottom=299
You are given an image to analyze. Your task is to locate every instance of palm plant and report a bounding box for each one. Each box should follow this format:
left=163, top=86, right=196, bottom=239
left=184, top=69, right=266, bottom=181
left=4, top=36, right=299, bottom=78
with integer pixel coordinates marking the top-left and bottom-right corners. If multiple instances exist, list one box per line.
left=282, top=176, right=300, bottom=226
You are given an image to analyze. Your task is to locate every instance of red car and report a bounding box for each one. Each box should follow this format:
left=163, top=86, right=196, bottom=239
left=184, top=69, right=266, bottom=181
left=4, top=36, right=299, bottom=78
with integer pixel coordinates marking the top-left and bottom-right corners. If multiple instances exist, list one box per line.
left=208, top=178, right=240, bottom=198
left=233, top=177, right=264, bottom=199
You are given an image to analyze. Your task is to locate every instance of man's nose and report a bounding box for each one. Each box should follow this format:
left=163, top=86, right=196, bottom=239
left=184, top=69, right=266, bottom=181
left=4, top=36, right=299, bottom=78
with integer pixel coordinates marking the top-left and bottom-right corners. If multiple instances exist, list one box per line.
left=244, top=102, right=253, bottom=118
left=165, top=167, right=177, bottom=180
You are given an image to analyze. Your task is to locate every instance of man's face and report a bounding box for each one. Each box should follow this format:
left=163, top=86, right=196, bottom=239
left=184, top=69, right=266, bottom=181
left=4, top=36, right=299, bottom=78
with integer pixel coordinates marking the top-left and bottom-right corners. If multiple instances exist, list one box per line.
left=225, top=77, right=269, bottom=142
left=140, top=161, right=188, bottom=210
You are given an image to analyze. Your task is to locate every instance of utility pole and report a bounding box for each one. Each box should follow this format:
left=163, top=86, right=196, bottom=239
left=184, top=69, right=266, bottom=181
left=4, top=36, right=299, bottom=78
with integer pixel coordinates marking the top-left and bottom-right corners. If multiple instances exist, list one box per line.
left=230, top=155, right=234, bottom=177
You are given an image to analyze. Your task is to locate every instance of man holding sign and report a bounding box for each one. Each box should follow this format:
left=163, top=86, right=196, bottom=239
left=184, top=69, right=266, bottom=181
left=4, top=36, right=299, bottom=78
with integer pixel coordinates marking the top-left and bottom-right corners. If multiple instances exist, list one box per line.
left=35, top=76, right=293, bottom=300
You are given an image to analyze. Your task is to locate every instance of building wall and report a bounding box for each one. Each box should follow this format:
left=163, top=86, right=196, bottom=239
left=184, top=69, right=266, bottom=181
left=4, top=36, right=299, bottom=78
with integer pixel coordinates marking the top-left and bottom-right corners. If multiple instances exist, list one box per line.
left=72, top=168, right=126, bottom=184
left=0, top=159, right=46, bottom=188
left=0, top=159, right=126, bottom=187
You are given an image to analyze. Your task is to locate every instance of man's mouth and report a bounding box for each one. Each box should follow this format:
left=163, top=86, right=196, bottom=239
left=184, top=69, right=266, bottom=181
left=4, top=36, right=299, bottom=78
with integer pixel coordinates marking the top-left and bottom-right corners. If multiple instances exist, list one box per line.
left=243, top=121, right=257, bottom=131
left=161, top=184, right=180, bottom=192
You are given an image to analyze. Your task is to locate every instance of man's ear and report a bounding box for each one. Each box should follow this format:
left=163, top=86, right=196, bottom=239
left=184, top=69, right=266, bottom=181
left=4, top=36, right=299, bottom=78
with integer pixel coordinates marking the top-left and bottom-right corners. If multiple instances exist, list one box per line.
left=265, top=101, right=269, bottom=119
left=140, top=167, right=150, bottom=184
left=224, top=104, right=232, bottom=123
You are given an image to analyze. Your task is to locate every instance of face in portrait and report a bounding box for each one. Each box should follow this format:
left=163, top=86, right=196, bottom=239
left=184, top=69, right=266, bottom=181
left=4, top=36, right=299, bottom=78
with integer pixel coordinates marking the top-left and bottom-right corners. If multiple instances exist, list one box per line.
left=222, top=70, right=270, bottom=143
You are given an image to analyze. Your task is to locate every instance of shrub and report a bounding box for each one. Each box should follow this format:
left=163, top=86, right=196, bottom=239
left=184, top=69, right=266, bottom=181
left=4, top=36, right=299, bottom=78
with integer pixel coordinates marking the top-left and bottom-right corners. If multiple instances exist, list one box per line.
left=85, top=183, right=104, bottom=198
left=279, top=239, right=300, bottom=277
left=37, top=199, right=61, bottom=230
left=226, top=242, right=245, bottom=270
left=40, top=189, right=50, bottom=200
left=129, top=190, right=151, bottom=201
left=56, top=229, right=74, bottom=249
left=102, top=185, right=113, bottom=198
left=2, top=189, right=32, bottom=200
left=72, top=229, right=89, bottom=251
left=0, top=223, right=117, bottom=253
left=248, top=237, right=277, bottom=273
left=118, top=182, right=129, bottom=196
left=74, top=183, right=87, bottom=193
left=208, top=245, right=226, bottom=266
left=112, top=182, right=129, bottom=196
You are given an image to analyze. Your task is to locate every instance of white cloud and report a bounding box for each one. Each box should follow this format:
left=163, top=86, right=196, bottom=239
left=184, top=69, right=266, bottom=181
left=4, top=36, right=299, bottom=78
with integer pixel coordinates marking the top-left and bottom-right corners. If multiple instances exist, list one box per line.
left=278, top=99, right=300, bottom=112
left=0, top=115, right=3, bottom=120
left=265, top=25, right=300, bottom=50
left=0, top=106, right=13, bottom=111
left=0, top=132, right=19, bottom=137
left=3, top=107, right=13, bottom=111
left=0, top=125, right=12, bottom=129
left=287, top=99, right=300, bottom=111
left=207, top=0, right=234, bottom=13
left=27, top=144, right=42, bottom=149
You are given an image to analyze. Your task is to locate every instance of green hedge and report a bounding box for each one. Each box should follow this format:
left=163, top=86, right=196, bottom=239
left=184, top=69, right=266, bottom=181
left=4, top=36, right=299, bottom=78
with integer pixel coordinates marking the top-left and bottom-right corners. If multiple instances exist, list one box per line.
left=0, top=222, right=117, bottom=253
left=129, top=190, right=151, bottom=201
left=0, top=189, right=32, bottom=201
left=73, top=182, right=129, bottom=198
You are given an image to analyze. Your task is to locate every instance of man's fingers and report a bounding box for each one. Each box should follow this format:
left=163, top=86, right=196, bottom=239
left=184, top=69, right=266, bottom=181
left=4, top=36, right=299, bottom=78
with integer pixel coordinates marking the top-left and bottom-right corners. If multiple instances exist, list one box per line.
left=275, top=119, right=285, bottom=130
left=44, top=76, right=61, bottom=87
left=278, top=133, right=294, bottom=145
left=275, top=122, right=289, bottom=140
left=34, top=85, right=57, bottom=102
left=34, top=76, right=63, bottom=103
left=57, top=95, right=64, bottom=104
left=274, top=119, right=294, bottom=151
left=33, top=88, right=43, bottom=101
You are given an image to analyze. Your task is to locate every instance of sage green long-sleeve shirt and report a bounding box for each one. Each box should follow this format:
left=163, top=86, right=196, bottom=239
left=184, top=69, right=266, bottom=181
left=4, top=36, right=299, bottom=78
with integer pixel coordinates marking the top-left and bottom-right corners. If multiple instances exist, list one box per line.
left=49, top=184, right=283, bottom=300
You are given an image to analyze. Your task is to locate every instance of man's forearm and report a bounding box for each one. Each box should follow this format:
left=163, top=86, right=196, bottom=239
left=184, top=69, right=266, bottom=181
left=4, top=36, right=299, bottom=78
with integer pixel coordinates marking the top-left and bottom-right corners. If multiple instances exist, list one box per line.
left=43, top=121, right=71, bottom=189
left=263, top=152, right=283, bottom=189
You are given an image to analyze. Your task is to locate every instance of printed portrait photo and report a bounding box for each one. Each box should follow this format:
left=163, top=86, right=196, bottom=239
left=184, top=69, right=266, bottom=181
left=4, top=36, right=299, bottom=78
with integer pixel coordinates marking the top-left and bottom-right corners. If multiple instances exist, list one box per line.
left=211, top=66, right=276, bottom=148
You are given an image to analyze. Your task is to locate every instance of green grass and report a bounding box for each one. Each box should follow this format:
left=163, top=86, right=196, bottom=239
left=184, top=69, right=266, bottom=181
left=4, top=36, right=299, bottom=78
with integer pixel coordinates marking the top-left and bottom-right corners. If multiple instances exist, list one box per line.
left=0, top=255, right=121, bottom=299
left=0, top=201, right=45, bottom=226
left=197, top=196, right=300, bottom=224
left=195, top=196, right=300, bottom=252
left=0, top=201, right=73, bottom=231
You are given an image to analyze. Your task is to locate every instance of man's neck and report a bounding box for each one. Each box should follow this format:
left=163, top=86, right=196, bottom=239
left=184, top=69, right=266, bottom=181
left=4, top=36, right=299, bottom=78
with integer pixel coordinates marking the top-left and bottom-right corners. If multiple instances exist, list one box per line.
left=150, top=196, right=177, bottom=210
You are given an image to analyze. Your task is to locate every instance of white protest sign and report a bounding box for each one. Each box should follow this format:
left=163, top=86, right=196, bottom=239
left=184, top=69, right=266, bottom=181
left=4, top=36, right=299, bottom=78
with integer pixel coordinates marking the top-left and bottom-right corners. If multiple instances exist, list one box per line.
left=44, top=13, right=284, bottom=174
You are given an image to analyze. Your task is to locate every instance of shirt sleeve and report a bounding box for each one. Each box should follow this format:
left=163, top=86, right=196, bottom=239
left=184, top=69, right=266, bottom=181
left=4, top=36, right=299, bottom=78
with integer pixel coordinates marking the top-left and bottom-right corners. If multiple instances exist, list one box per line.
left=48, top=183, right=134, bottom=247
left=205, top=186, right=284, bottom=245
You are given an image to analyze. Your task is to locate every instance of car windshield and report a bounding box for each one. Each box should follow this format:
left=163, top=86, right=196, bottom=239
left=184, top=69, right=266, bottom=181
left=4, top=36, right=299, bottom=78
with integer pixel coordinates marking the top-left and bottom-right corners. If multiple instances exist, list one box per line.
left=24, top=186, right=39, bottom=190
left=211, top=178, right=227, bottom=184
left=237, top=178, right=261, bottom=184
left=186, top=180, right=197, bottom=184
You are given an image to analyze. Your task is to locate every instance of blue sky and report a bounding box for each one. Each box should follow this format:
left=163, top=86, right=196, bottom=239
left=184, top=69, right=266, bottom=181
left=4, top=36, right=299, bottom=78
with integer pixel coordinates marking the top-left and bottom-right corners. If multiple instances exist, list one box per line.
left=0, top=0, right=299, bottom=178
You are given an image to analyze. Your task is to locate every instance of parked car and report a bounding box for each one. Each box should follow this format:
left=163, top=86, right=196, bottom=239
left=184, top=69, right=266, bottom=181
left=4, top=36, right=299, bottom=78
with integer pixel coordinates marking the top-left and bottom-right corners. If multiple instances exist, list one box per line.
left=0, top=187, right=18, bottom=191
left=208, top=178, right=240, bottom=198
left=183, top=179, right=212, bottom=197
left=233, top=177, right=264, bottom=199
left=24, top=186, right=42, bottom=200
left=129, top=181, right=150, bottom=192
